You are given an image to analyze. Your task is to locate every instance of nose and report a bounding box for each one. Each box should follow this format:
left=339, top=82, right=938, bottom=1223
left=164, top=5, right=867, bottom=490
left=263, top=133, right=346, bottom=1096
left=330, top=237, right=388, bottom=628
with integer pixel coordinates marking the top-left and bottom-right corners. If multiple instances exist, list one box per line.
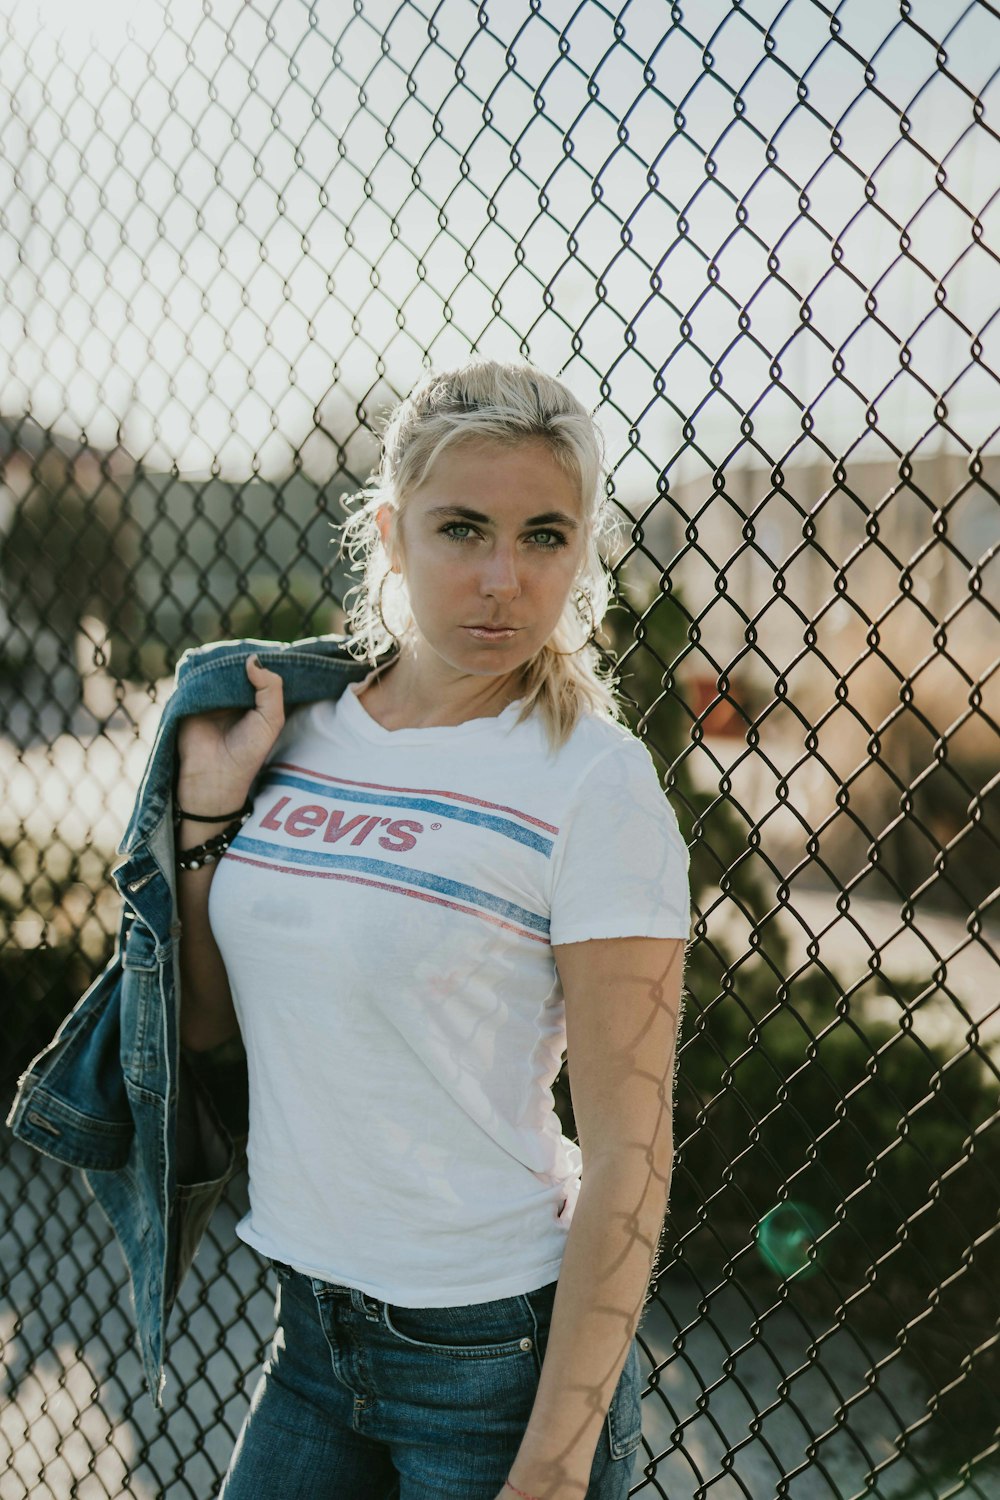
left=480, top=545, right=520, bottom=602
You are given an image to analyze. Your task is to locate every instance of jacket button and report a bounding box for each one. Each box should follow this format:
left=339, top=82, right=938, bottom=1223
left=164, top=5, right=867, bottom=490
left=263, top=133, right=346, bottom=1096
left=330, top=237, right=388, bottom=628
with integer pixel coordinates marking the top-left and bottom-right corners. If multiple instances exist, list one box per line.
left=520, top=1337, right=533, bottom=1351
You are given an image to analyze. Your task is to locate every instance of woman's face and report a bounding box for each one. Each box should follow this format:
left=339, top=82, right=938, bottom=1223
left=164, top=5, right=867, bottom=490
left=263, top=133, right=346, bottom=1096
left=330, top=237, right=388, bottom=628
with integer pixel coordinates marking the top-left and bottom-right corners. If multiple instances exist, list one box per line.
left=381, top=437, right=587, bottom=680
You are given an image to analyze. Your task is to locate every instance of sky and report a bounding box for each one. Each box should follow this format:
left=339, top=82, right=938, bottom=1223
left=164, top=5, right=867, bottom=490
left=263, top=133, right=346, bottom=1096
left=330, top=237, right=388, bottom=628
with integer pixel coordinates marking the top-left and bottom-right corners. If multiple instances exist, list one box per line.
left=0, top=0, right=997, bottom=490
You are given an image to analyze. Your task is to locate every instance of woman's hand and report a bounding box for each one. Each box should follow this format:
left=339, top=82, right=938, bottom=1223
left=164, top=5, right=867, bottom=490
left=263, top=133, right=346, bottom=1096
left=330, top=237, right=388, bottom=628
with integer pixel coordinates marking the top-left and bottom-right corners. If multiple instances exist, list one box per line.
left=176, top=654, right=286, bottom=813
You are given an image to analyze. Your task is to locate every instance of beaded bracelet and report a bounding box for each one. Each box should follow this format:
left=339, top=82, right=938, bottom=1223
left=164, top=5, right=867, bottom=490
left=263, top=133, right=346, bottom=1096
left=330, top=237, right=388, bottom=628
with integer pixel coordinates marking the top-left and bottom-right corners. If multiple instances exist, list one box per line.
left=176, top=809, right=253, bottom=870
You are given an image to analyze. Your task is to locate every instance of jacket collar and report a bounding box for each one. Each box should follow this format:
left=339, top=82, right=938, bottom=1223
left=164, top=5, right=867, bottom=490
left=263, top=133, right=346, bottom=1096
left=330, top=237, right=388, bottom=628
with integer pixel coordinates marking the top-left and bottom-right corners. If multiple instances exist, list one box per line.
left=115, top=635, right=385, bottom=861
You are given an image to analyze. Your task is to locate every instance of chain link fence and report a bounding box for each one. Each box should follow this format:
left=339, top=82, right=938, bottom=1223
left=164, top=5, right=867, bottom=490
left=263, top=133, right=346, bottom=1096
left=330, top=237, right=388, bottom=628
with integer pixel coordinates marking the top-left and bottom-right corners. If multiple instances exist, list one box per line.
left=1, top=0, right=998, bottom=1495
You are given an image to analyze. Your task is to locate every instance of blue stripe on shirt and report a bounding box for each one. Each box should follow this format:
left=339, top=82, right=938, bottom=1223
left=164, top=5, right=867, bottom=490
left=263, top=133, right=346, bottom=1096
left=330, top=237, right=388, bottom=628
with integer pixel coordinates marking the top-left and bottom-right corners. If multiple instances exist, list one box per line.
left=231, top=834, right=552, bottom=935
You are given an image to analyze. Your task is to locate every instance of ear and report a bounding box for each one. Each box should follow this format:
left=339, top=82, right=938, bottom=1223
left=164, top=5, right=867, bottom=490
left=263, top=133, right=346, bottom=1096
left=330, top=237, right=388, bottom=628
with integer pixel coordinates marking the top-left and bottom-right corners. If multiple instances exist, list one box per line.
left=376, top=504, right=402, bottom=574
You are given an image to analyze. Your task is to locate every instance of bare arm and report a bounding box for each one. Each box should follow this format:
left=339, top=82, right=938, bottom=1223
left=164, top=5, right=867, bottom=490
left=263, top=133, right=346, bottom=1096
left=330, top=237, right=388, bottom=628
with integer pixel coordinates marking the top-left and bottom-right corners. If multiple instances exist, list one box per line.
left=502, top=934, right=687, bottom=1500
left=175, top=812, right=242, bottom=1052
left=174, top=654, right=286, bottom=1052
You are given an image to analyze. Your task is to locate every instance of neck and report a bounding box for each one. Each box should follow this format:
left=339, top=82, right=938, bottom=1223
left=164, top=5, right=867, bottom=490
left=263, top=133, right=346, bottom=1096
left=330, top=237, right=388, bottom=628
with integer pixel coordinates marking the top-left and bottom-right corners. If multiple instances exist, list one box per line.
left=362, top=643, right=524, bottom=730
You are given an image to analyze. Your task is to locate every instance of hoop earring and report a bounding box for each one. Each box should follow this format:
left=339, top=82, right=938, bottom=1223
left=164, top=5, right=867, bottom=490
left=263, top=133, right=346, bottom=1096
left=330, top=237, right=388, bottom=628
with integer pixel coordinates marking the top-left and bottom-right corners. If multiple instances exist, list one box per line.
left=549, top=589, right=598, bottom=656
left=375, top=572, right=401, bottom=646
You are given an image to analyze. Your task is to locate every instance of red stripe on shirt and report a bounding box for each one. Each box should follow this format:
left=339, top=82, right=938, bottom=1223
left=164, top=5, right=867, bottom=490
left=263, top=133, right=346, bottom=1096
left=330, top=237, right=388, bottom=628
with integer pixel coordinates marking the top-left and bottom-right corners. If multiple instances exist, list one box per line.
left=270, top=762, right=560, bottom=834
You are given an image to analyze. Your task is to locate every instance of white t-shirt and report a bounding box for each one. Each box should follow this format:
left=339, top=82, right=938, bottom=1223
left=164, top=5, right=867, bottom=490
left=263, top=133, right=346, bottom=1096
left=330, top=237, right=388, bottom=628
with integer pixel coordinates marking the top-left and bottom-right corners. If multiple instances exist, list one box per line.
left=207, top=679, right=691, bottom=1306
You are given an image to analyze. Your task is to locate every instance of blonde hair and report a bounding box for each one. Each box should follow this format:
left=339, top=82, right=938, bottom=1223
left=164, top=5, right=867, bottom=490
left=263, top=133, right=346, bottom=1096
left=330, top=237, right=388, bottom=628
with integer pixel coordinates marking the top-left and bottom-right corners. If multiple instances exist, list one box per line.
left=338, top=359, right=623, bottom=748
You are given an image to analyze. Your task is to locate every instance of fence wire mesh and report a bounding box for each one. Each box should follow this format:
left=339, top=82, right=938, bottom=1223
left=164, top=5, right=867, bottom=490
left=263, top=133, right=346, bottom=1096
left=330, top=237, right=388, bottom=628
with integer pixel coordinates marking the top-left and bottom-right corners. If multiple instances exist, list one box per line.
left=1, top=0, right=998, bottom=1496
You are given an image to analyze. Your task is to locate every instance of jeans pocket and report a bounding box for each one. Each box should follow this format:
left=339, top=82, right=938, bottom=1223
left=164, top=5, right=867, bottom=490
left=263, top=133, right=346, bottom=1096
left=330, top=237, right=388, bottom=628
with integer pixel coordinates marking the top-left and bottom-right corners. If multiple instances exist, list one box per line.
left=383, top=1292, right=542, bottom=1360
left=606, top=1339, right=643, bottom=1460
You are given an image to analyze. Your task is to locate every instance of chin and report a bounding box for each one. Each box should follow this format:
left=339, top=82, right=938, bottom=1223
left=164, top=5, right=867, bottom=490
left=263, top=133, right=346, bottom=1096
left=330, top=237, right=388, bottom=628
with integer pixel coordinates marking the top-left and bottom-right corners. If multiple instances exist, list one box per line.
left=442, top=637, right=537, bottom=676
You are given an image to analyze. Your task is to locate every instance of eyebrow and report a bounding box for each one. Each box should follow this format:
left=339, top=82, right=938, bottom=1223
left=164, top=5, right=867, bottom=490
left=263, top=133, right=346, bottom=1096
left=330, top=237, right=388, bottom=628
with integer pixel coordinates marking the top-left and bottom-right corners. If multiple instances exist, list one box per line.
left=426, top=505, right=580, bottom=529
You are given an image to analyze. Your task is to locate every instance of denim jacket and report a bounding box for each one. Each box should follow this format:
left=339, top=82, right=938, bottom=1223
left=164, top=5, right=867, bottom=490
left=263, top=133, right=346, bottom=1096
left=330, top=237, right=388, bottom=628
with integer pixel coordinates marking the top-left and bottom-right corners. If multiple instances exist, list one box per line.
left=6, top=633, right=375, bottom=1406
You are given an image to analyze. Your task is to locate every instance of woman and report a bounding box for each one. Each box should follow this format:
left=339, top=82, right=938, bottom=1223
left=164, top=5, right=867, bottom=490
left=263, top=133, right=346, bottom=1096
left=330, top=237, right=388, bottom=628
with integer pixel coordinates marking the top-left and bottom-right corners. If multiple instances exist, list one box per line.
left=174, top=360, right=691, bottom=1500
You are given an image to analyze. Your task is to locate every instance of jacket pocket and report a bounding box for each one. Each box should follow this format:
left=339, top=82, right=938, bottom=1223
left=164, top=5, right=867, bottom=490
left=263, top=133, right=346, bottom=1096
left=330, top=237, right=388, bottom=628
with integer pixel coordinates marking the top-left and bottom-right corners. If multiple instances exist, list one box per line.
left=122, top=918, right=158, bottom=970
left=7, top=955, right=134, bottom=1170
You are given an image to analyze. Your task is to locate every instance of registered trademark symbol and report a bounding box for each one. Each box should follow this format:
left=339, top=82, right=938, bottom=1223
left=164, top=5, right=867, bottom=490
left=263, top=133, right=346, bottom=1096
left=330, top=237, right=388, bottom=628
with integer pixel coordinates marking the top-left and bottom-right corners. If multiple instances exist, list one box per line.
left=430, top=822, right=442, bottom=830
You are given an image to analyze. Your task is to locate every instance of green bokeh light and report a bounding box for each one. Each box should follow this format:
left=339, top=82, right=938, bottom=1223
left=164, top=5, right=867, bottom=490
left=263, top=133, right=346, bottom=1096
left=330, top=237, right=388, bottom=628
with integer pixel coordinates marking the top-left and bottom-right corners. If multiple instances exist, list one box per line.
left=756, top=1201, right=826, bottom=1281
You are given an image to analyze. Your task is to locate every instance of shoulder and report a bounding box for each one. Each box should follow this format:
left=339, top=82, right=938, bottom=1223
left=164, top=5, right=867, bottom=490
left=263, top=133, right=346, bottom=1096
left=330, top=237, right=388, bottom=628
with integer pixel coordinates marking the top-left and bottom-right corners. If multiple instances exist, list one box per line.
left=550, top=710, right=686, bottom=854
left=562, top=706, right=637, bottom=755
left=546, top=714, right=691, bottom=942
left=550, top=709, right=664, bottom=794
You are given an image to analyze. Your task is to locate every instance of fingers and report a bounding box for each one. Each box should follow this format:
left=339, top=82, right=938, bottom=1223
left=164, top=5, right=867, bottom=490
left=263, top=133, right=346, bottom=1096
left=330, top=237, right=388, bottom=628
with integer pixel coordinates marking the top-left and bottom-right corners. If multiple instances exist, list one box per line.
left=245, top=654, right=285, bottom=724
left=245, top=653, right=283, bottom=686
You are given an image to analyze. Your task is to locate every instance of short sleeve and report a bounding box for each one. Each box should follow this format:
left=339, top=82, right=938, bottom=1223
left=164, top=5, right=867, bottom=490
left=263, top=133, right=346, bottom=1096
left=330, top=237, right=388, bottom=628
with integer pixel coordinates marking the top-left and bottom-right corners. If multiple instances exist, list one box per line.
left=549, top=740, right=691, bottom=945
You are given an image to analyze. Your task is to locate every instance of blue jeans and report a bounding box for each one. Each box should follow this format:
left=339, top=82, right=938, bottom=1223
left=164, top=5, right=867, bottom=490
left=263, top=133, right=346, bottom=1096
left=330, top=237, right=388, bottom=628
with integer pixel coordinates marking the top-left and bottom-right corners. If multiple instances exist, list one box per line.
left=218, top=1259, right=643, bottom=1499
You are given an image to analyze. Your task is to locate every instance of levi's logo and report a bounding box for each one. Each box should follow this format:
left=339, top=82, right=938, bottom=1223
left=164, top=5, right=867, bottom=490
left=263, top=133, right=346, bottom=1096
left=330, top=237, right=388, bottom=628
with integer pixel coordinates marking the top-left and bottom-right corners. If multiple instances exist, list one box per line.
left=260, top=796, right=423, bottom=852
